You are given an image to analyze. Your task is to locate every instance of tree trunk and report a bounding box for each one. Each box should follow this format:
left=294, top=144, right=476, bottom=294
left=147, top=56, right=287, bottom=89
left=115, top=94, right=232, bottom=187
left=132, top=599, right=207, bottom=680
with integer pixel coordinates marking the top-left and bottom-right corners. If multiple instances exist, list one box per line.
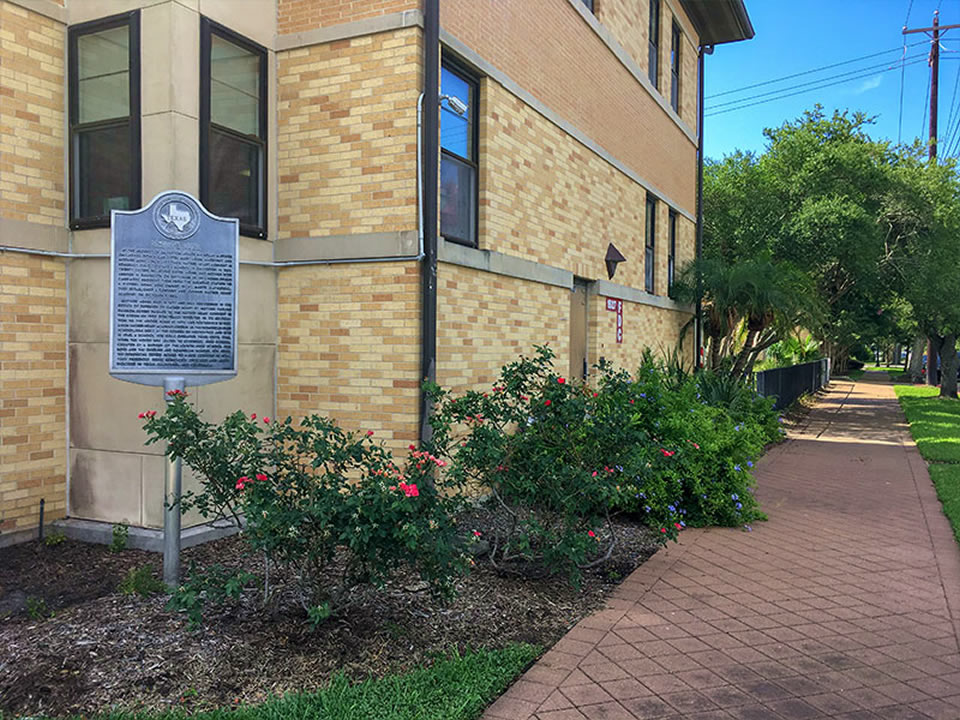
left=908, top=335, right=926, bottom=383
left=730, top=329, right=759, bottom=379
left=927, top=336, right=941, bottom=386
left=708, top=332, right=722, bottom=371
left=941, top=334, right=959, bottom=399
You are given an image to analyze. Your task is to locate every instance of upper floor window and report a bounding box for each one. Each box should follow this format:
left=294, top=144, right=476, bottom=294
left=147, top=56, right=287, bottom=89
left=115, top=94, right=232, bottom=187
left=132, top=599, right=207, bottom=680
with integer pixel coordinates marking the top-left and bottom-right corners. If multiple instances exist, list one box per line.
left=648, top=0, right=660, bottom=89
left=200, top=19, right=267, bottom=238
left=670, top=22, right=681, bottom=113
left=440, top=60, right=478, bottom=247
left=668, top=209, right=677, bottom=291
left=68, top=11, right=141, bottom=229
left=645, top=195, right=657, bottom=294
left=581, top=0, right=594, bottom=11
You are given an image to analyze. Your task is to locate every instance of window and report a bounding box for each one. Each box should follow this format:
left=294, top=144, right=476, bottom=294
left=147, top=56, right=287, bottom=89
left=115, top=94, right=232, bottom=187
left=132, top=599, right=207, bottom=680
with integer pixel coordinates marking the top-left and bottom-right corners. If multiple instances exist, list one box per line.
left=645, top=195, right=657, bottom=294
left=68, top=11, right=140, bottom=229
left=581, top=0, right=594, bottom=11
left=648, top=0, right=660, bottom=89
left=670, top=22, right=681, bottom=113
left=200, top=19, right=267, bottom=238
left=440, top=61, right=478, bottom=247
left=668, top=209, right=677, bottom=291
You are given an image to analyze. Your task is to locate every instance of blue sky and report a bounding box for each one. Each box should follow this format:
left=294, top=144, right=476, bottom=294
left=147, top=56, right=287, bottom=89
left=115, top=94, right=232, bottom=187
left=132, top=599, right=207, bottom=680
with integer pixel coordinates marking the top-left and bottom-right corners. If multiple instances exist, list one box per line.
left=703, top=0, right=960, bottom=160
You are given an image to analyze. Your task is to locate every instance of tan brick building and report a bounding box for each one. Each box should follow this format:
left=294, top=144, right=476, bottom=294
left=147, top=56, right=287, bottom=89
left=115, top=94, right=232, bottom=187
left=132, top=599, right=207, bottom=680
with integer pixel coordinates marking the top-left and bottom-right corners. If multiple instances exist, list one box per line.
left=0, top=0, right=752, bottom=545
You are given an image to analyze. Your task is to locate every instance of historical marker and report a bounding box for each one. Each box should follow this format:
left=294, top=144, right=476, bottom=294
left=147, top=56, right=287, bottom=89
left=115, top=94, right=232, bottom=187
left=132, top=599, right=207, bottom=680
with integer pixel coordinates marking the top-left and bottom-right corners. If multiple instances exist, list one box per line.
left=110, top=191, right=239, bottom=586
left=110, top=191, right=238, bottom=386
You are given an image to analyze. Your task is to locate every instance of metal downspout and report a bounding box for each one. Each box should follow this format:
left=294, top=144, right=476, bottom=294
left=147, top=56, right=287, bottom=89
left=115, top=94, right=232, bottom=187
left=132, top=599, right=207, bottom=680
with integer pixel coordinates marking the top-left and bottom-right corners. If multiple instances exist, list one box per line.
left=695, top=45, right=710, bottom=370
left=419, top=0, right=440, bottom=445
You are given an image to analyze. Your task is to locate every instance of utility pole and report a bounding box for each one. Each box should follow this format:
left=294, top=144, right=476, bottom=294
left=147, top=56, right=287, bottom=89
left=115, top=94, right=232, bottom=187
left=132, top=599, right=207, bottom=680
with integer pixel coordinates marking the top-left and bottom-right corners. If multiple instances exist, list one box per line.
left=904, top=11, right=960, bottom=384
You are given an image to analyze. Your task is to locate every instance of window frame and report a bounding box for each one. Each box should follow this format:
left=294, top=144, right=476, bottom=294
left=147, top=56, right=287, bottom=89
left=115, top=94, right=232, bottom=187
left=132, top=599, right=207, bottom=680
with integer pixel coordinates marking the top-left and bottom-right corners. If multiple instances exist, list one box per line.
left=645, top=194, right=657, bottom=295
left=668, top=209, right=677, bottom=292
left=648, top=0, right=661, bottom=90
left=199, top=17, right=268, bottom=239
left=68, top=10, right=141, bottom=230
left=670, top=21, right=681, bottom=113
left=439, top=56, right=480, bottom=248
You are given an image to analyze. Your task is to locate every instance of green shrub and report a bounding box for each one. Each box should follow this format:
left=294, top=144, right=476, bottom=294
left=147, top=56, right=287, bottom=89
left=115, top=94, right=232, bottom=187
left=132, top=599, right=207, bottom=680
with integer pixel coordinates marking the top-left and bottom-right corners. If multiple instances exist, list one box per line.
left=426, top=347, right=776, bottom=584
left=119, top=565, right=165, bottom=597
left=110, top=523, right=129, bottom=552
left=142, top=397, right=468, bottom=624
left=167, top=564, right=258, bottom=628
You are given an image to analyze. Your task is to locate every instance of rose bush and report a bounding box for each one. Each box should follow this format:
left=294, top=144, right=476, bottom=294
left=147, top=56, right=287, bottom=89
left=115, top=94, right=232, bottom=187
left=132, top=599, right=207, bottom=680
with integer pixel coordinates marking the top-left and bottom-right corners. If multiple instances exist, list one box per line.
left=425, top=347, right=779, bottom=584
left=142, top=396, right=468, bottom=623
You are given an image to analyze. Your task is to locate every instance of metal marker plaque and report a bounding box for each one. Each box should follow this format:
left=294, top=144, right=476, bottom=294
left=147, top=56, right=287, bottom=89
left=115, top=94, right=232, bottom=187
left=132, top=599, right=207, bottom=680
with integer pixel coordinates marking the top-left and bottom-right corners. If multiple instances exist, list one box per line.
left=109, top=191, right=239, bottom=387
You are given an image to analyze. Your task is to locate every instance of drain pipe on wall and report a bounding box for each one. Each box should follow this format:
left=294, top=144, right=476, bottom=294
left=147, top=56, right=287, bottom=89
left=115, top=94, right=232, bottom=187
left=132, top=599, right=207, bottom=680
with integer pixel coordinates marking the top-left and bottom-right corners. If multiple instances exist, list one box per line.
left=419, top=0, right=440, bottom=446
left=694, top=45, right=711, bottom=371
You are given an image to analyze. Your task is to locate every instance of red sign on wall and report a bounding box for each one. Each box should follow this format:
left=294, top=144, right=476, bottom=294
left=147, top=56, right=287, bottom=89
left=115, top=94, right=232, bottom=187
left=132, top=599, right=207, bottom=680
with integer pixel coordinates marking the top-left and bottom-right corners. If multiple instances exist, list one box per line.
left=605, top=297, right=623, bottom=343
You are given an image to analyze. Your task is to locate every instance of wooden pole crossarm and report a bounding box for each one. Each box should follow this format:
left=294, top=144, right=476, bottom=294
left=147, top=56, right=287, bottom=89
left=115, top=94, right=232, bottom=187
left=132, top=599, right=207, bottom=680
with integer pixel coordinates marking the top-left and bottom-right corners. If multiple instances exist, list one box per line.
left=903, top=23, right=960, bottom=34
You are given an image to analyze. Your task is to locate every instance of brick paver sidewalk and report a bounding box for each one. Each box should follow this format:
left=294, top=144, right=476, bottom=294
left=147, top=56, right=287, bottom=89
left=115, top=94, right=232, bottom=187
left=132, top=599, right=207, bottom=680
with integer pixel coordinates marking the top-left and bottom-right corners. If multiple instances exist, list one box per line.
left=484, top=374, right=960, bottom=719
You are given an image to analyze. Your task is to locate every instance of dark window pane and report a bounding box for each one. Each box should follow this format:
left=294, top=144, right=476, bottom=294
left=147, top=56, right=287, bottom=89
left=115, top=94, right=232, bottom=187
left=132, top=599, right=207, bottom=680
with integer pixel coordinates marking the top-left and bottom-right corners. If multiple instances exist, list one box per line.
left=671, top=24, right=680, bottom=112
left=441, top=66, right=473, bottom=160
left=441, top=153, right=475, bottom=245
left=75, top=123, right=132, bottom=218
left=208, top=129, right=260, bottom=227
left=77, top=25, right=129, bottom=123
left=649, top=0, right=660, bottom=87
left=211, top=34, right=260, bottom=136
left=668, top=211, right=677, bottom=289
left=646, top=247, right=655, bottom=293
left=645, top=198, right=656, bottom=293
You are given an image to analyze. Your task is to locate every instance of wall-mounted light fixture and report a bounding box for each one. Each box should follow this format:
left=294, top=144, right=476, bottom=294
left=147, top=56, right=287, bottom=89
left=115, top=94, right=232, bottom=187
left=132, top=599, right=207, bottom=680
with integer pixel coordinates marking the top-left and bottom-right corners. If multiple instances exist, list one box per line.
left=605, top=243, right=626, bottom=279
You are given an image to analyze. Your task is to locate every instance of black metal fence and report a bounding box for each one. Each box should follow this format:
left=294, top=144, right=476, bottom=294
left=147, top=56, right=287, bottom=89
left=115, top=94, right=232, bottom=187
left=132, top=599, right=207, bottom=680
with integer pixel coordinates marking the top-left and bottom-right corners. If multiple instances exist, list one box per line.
left=754, top=358, right=830, bottom=411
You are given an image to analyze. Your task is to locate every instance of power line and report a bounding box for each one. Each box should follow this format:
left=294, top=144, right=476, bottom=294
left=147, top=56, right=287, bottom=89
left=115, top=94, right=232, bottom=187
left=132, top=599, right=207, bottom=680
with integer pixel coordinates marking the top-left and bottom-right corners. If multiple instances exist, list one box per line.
left=905, top=0, right=915, bottom=27
left=706, top=53, right=926, bottom=111
left=941, top=52, right=960, bottom=152
left=706, top=41, right=928, bottom=100
left=898, top=46, right=907, bottom=143
left=705, top=58, right=928, bottom=118
left=921, top=65, right=931, bottom=148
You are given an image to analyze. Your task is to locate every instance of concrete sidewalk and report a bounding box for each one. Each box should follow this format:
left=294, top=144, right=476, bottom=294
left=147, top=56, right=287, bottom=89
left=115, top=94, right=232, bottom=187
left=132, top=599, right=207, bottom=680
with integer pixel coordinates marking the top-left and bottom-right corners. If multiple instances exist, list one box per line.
left=484, top=374, right=960, bottom=719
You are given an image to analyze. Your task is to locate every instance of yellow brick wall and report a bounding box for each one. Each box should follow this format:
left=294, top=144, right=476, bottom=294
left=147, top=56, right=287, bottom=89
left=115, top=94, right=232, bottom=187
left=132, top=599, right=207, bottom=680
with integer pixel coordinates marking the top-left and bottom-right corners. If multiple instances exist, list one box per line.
left=437, top=264, right=570, bottom=394
left=276, top=261, right=421, bottom=457
left=590, top=296, right=692, bottom=375
left=0, top=1, right=65, bottom=226
left=0, top=253, right=67, bottom=533
left=278, top=0, right=418, bottom=35
left=443, top=0, right=696, bottom=211
left=277, top=28, right=421, bottom=239
left=597, top=0, right=700, bottom=132
left=480, top=80, right=696, bottom=298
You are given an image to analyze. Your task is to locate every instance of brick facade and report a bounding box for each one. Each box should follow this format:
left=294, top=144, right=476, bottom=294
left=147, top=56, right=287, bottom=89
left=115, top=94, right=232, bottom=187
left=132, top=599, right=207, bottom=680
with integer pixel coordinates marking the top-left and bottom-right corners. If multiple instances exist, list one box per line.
left=278, top=0, right=418, bottom=36
left=0, top=253, right=67, bottom=534
left=0, top=1, right=65, bottom=226
left=0, top=0, right=727, bottom=541
left=437, top=264, right=569, bottom=394
left=442, top=0, right=697, bottom=211
left=277, top=261, right=421, bottom=458
left=0, top=1, right=67, bottom=537
left=598, top=0, right=700, bottom=131
left=277, top=28, right=421, bottom=238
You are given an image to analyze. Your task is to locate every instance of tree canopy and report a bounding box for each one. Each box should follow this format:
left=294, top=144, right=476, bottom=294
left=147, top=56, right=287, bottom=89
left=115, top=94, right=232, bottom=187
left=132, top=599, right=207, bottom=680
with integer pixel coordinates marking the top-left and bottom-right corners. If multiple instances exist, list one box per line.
left=696, top=106, right=960, bottom=397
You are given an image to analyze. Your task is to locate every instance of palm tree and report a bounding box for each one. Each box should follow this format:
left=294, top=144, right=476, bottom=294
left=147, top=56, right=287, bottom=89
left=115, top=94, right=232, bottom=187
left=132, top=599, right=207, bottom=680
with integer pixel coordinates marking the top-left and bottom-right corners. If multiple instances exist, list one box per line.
left=673, top=256, right=821, bottom=379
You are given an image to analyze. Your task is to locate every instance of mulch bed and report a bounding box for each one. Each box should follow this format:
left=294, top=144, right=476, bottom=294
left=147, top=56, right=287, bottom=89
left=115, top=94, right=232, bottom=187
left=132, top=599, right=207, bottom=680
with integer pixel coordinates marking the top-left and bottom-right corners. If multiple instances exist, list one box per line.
left=0, top=507, right=661, bottom=719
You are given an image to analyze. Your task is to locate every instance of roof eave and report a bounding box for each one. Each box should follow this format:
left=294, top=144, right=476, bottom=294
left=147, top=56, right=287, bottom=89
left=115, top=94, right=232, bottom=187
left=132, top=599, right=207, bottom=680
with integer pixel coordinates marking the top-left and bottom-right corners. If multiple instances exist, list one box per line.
left=678, top=0, right=755, bottom=46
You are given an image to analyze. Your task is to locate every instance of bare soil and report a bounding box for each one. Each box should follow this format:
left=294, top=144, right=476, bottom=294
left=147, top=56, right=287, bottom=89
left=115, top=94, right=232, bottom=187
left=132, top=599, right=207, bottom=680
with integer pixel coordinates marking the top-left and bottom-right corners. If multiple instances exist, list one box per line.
left=0, top=509, right=661, bottom=719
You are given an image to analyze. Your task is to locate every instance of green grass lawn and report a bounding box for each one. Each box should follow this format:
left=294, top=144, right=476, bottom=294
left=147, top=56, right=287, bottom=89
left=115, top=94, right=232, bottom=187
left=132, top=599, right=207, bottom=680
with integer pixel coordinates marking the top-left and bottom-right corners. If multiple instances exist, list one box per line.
left=894, top=385, right=960, bottom=463
left=894, top=384, right=960, bottom=546
left=42, top=645, right=540, bottom=720
left=929, top=465, right=960, bottom=546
